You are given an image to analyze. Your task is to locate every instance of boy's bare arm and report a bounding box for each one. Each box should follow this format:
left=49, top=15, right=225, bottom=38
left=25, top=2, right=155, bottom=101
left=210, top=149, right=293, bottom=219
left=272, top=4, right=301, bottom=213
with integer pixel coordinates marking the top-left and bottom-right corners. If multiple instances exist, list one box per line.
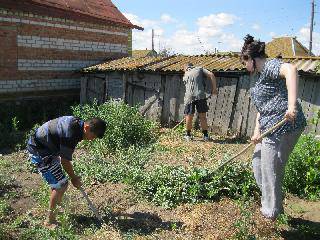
left=204, top=70, right=218, bottom=95
left=61, top=158, right=82, bottom=188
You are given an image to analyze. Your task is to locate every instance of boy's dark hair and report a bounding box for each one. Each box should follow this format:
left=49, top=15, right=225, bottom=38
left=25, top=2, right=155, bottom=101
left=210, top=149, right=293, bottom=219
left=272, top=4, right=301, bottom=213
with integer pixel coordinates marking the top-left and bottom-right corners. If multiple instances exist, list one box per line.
left=241, top=34, right=268, bottom=61
left=86, top=118, right=106, bottom=138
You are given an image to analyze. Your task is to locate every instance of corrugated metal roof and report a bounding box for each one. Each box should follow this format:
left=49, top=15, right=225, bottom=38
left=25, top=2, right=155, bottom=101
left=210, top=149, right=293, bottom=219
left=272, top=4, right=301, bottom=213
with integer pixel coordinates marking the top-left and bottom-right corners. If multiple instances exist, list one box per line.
left=83, top=53, right=245, bottom=73
left=0, top=0, right=142, bottom=30
left=82, top=54, right=320, bottom=75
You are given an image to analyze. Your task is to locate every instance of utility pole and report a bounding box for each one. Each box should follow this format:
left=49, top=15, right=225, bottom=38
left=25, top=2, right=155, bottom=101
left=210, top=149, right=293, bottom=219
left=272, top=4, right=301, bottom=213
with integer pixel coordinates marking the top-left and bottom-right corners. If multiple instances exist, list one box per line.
left=152, top=29, right=155, bottom=51
left=309, top=0, right=315, bottom=56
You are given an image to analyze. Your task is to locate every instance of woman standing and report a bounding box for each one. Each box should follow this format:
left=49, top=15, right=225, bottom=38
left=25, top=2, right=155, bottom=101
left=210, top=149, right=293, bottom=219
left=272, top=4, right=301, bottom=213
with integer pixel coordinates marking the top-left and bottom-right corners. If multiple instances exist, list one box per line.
left=240, top=35, right=306, bottom=220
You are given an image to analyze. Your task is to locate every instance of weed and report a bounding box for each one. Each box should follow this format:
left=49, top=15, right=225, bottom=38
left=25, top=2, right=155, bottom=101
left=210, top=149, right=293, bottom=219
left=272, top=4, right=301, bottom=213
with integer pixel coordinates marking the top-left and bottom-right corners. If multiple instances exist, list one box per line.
left=233, top=199, right=256, bottom=240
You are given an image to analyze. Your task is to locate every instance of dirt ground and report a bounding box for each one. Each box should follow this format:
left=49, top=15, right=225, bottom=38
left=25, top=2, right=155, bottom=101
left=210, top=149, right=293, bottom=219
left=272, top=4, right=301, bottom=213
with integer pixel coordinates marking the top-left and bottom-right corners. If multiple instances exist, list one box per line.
left=1, top=134, right=320, bottom=239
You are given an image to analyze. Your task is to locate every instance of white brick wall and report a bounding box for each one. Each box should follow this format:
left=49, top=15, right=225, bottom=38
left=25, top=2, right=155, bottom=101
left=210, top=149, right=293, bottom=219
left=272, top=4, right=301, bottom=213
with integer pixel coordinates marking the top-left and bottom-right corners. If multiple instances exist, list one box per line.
left=17, top=35, right=127, bottom=53
left=0, top=10, right=128, bottom=36
left=0, top=79, right=80, bottom=93
left=18, top=59, right=101, bottom=71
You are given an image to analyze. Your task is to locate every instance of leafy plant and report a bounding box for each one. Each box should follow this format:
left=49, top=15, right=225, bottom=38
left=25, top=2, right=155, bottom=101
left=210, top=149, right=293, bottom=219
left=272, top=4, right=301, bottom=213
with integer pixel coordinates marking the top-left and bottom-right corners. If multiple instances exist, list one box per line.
left=284, top=134, right=320, bottom=199
left=233, top=199, right=256, bottom=240
left=72, top=100, right=159, bottom=153
left=134, top=163, right=258, bottom=208
left=311, top=109, right=320, bottom=126
left=0, top=199, right=11, bottom=220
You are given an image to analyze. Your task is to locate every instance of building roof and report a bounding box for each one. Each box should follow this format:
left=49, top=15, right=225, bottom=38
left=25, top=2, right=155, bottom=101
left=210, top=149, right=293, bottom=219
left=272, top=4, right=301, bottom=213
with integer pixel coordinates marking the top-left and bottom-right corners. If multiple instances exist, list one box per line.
left=266, top=37, right=310, bottom=58
left=0, top=0, right=142, bottom=30
left=82, top=54, right=320, bottom=75
left=132, top=50, right=158, bottom=58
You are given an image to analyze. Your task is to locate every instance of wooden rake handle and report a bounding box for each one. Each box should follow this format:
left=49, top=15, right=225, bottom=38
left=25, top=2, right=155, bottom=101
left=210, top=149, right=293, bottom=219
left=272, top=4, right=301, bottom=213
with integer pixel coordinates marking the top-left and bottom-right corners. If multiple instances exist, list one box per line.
left=213, top=118, right=287, bottom=172
left=79, top=186, right=103, bottom=222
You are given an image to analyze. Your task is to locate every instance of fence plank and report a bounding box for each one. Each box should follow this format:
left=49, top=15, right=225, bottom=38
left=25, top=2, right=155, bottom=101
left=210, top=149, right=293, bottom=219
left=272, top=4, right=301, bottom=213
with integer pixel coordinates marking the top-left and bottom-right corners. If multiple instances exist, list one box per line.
left=131, top=75, right=145, bottom=107
left=310, top=79, right=320, bottom=135
left=210, top=77, right=225, bottom=132
left=207, top=81, right=219, bottom=130
left=80, top=76, right=88, bottom=104
left=177, top=75, right=185, bottom=121
left=221, top=78, right=238, bottom=134
left=303, top=78, right=317, bottom=133
left=240, top=75, right=252, bottom=137
left=231, top=75, right=250, bottom=136
left=144, top=74, right=161, bottom=120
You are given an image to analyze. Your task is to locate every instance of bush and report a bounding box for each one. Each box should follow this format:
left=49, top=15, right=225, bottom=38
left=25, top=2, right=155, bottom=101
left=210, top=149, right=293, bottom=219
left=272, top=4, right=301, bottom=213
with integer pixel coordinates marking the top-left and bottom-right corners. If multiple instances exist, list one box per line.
left=72, top=100, right=159, bottom=153
left=284, top=134, right=320, bottom=199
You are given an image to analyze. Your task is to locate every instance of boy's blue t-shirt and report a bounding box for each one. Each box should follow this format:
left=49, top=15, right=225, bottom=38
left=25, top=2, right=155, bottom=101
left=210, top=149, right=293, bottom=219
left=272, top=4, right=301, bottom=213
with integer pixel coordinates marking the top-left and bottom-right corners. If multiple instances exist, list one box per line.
left=27, top=116, right=84, bottom=161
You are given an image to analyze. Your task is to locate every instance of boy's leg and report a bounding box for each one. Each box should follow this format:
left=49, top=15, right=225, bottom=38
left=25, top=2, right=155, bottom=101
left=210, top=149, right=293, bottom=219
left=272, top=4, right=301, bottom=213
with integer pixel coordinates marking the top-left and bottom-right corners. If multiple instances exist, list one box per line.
left=48, top=182, right=68, bottom=224
left=185, top=114, right=194, bottom=132
left=184, top=102, right=195, bottom=139
left=196, top=99, right=210, bottom=139
left=199, top=113, right=208, bottom=131
left=37, top=156, right=68, bottom=225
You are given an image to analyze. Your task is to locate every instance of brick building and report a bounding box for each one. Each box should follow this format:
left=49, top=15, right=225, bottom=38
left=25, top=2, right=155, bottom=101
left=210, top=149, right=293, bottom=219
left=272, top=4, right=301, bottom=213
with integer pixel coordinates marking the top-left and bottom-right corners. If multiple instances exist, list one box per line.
left=0, top=0, right=141, bottom=101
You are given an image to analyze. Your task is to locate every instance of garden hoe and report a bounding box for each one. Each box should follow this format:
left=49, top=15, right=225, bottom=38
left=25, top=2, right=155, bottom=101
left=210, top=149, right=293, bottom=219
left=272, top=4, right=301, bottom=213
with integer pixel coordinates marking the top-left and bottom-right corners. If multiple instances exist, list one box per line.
left=79, top=186, right=103, bottom=226
left=212, top=118, right=287, bottom=173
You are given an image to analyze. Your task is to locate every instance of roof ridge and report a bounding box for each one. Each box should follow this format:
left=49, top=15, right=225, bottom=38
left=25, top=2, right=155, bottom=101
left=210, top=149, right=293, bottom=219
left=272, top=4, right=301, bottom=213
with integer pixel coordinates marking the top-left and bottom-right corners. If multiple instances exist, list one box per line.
left=26, top=0, right=142, bottom=29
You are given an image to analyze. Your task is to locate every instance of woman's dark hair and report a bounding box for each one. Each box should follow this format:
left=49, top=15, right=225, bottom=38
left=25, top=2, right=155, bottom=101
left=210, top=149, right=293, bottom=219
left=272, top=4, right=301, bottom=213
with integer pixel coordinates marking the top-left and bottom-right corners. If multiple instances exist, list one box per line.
left=241, top=34, right=267, bottom=61
left=86, top=118, right=106, bottom=138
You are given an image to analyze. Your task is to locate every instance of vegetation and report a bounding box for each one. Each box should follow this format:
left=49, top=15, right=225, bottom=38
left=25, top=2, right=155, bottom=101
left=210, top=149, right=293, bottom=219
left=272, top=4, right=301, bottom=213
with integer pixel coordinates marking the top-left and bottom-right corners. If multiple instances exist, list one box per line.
left=284, top=134, right=320, bottom=199
left=1, top=100, right=320, bottom=239
left=72, top=100, right=159, bottom=154
left=72, top=101, right=259, bottom=208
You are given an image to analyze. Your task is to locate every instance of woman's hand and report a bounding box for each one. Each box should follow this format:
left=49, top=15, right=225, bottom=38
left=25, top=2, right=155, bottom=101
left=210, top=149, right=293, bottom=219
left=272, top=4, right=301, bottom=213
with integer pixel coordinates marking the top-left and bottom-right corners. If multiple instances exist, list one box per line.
left=285, top=106, right=297, bottom=122
left=71, top=175, right=82, bottom=189
left=251, top=132, right=262, bottom=144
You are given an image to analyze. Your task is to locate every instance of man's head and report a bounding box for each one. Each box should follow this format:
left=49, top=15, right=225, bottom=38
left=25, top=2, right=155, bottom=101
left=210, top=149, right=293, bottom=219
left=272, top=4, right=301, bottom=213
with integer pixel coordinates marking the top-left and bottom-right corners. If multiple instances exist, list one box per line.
left=83, top=118, right=106, bottom=140
left=184, top=62, right=194, bottom=72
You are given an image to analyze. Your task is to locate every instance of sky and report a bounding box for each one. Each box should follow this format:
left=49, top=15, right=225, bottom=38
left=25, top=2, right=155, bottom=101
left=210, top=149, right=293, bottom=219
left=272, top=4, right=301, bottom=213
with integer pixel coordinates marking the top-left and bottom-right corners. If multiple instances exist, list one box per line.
left=112, top=0, right=320, bottom=55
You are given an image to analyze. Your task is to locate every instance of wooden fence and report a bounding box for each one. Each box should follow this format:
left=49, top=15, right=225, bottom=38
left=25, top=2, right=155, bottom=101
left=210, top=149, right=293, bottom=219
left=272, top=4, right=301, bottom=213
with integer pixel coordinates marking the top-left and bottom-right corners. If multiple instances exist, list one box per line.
left=81, top=71, right=320, bottom=137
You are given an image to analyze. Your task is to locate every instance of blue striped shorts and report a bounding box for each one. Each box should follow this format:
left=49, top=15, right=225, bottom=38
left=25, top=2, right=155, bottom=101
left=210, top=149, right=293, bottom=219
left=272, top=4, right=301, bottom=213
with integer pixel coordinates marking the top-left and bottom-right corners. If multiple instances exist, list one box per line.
left=30, top=154, right=68, bottom=189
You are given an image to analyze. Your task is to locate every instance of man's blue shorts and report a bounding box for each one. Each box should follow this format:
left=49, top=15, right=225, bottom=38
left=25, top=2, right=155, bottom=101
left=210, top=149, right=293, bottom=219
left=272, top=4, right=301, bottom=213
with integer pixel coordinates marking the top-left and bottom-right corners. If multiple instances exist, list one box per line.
left=29, top=154, right=68, bottom=189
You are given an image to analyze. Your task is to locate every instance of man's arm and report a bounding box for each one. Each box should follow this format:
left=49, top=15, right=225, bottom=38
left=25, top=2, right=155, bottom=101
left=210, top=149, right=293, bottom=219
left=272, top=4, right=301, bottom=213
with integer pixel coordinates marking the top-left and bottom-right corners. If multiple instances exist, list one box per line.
left=60, top=158, right=82, bottom=188
left=203, top=69, right=218, bottom=95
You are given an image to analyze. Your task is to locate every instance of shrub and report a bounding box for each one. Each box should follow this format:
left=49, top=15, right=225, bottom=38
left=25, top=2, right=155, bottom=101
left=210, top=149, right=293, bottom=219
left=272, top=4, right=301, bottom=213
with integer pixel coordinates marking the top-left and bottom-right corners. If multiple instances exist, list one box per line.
left=284, top=134, right=320, bottom=199
left=72, top=100, right=159, bottom=153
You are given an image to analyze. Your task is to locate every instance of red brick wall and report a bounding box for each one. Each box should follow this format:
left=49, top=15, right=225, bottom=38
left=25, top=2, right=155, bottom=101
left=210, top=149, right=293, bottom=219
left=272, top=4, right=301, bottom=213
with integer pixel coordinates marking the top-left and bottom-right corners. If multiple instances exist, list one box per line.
left=0, top=7, right=130, bottom=99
